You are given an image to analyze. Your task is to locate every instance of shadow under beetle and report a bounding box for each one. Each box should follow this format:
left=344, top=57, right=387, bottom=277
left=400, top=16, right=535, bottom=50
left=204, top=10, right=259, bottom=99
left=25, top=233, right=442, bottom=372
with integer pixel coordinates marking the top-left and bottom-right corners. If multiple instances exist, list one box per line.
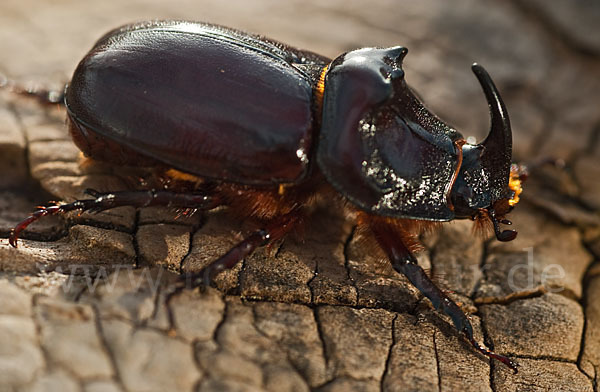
left=6, top=21, right=525, bottom=372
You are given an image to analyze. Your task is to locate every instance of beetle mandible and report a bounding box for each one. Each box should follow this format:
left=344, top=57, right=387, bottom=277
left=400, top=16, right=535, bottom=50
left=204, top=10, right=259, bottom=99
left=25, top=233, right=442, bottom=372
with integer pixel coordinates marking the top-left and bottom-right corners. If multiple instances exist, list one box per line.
left=6, top=21, right=524, bottom=372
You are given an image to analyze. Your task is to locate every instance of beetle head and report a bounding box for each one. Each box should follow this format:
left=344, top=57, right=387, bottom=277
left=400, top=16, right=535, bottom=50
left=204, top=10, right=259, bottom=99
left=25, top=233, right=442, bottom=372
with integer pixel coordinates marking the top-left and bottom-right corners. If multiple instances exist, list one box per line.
left=450, top=64, right=522, bottom=242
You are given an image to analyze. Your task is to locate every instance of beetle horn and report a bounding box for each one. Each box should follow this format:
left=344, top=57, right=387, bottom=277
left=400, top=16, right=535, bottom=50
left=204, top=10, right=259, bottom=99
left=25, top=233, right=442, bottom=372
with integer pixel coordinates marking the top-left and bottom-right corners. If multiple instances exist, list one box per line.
left=472, top=64, right=512, bottom=180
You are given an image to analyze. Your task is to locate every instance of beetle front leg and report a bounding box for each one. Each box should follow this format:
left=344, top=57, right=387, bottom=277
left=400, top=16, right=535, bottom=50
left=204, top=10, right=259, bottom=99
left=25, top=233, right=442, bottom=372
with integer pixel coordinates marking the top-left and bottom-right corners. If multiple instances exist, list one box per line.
left=369, top=222, right=519, bottom=373
left=9, top=189, right=222, bottom=247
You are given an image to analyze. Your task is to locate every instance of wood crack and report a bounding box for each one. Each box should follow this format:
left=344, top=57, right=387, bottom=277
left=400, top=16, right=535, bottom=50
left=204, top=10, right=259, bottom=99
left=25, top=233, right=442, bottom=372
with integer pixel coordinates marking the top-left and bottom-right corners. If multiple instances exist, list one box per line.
left=380, top=313, right=398, bottom=390
left=90, top=304, right=126, bottom=390
left=432, top=331, right=442, bottom=392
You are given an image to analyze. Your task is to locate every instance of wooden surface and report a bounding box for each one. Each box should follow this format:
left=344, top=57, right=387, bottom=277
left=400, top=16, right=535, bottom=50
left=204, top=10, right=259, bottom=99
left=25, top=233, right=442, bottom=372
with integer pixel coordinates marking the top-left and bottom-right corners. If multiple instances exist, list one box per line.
left=1, top=1, right=599, bottom=391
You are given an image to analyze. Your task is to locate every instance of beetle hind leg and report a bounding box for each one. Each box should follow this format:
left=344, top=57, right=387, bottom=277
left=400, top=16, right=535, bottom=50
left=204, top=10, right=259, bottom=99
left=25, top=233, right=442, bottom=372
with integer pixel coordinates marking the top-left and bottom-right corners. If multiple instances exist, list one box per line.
left=368, top=219, right=519, bottom=373
left=9, top=189, right=222, bottom=247
left=0, top=74, right=65, bottom=105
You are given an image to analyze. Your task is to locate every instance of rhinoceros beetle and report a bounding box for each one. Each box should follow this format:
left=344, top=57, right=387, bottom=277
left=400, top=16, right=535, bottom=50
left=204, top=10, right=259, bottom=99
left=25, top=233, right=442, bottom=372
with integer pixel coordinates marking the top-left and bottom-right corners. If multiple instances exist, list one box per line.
left=6, top=21, right=524, bottom=372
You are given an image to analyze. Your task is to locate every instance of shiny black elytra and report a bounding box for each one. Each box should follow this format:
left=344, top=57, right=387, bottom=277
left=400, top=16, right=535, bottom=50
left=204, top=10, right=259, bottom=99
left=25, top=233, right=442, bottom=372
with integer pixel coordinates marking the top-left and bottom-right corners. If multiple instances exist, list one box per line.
left=7, top=21, right=523, bottom=372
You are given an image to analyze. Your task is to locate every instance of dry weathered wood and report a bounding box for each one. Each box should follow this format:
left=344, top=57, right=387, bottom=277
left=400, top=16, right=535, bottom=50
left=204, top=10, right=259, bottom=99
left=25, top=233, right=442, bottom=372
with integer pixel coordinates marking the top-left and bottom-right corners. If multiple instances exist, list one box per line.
left=1, top=1, right=599, bottom=391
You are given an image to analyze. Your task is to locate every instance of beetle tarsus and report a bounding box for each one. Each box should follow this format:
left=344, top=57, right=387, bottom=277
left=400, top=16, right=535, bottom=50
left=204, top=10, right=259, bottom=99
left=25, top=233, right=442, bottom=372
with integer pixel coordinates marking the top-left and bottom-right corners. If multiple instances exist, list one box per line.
left=466, top=334, right=519, bottom=373
left=370, top=219, right=518, bottom=372
left=9, top=189, right=221, bottom=247
left=9, top=206, right=58, bottom=247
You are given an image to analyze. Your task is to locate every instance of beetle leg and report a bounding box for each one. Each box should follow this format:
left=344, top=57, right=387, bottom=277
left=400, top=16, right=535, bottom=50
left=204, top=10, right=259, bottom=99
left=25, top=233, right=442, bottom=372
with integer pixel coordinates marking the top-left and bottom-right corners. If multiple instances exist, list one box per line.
left=9, top=189, right=222, bottom=247
left=370, top=222, right=519, bottom=373
left=178, top=210, right=303, bottom=289
left=165, top=210, right=303, bottom=335
left=0, top=74, right=65, bottom=105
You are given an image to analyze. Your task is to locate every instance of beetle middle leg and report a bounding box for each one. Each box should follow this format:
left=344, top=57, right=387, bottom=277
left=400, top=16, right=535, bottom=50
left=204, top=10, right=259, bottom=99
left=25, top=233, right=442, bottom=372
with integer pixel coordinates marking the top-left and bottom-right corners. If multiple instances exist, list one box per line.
left=9, top=189, right=222, bottom=247
left=165, top=209, right=303, bottom=330
left=178, top=209, right=304, bottom=289
left=369, top=219, right=519, bottom=373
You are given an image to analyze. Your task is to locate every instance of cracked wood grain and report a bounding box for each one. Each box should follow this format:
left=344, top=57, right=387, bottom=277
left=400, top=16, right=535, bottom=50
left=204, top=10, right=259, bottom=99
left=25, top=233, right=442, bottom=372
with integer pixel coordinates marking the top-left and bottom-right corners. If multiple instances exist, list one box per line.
left=1, top=1, right=599, bottom=391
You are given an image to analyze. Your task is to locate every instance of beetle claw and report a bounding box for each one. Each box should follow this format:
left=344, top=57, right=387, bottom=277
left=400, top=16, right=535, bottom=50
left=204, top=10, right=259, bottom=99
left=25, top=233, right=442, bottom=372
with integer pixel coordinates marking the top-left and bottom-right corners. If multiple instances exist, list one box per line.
left=466, top=334, right=519, bottom=373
